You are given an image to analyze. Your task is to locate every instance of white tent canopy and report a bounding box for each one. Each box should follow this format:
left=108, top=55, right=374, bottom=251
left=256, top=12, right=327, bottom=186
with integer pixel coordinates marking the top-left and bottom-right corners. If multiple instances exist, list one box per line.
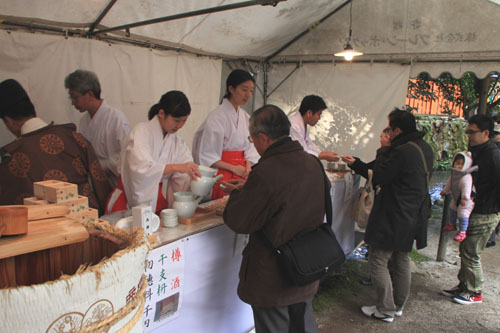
left=1, top=0, right=499, bottom=161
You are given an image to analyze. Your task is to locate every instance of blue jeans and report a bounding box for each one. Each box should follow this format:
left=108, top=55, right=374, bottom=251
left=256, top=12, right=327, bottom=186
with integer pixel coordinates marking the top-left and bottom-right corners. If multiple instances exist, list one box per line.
left=448, top=208, right=469, bottom=232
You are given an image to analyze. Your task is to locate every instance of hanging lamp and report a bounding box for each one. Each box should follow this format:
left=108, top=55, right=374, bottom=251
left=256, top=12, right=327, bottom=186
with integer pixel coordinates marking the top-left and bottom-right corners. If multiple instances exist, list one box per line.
left=334, top=0, right=363, bottom=61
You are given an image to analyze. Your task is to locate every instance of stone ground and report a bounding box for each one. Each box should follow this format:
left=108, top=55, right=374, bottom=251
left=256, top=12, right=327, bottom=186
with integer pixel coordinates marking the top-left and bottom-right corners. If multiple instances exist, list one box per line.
left=314, top=172, right=500, bottom=332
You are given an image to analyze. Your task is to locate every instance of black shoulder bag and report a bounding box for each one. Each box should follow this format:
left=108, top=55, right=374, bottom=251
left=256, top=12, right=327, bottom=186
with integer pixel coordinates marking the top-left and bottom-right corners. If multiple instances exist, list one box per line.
left=408, top=141, right=431, bottom=249
left=258, top=157, right=346, bottom=286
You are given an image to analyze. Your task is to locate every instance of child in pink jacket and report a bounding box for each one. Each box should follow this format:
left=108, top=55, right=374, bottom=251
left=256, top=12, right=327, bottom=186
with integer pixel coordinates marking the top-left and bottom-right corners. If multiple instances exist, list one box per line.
left=440, top=152, right=477, bottom=242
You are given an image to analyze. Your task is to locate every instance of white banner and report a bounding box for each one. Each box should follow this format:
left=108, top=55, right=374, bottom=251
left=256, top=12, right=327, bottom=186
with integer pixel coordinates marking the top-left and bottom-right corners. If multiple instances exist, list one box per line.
left=143, top=239, right=186, bottom=331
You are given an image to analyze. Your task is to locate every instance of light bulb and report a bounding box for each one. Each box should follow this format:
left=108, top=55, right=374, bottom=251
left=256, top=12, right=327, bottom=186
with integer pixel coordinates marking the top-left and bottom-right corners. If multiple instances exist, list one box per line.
left=344, top=53, right=354, bottom=61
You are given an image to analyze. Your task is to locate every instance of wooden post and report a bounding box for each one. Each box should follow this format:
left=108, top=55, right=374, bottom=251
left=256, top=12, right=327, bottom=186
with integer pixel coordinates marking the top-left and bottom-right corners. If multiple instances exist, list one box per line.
left=477, top=76, right=491, bottom=115
left=437, top=194, right=451, bottom=261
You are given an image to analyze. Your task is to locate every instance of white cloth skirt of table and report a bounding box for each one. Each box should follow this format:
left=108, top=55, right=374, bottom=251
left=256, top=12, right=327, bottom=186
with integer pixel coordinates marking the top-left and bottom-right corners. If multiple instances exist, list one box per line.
left=329, top=173, right=361, bottom=254
left=151, top=224, right=253, bottom=332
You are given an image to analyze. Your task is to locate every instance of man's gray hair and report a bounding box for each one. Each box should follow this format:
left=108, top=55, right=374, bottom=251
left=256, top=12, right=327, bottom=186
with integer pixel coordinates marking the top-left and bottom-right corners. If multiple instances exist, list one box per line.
left=249, top=104, right=290, bottom=140
left=64, top=69, right=101, bottom=99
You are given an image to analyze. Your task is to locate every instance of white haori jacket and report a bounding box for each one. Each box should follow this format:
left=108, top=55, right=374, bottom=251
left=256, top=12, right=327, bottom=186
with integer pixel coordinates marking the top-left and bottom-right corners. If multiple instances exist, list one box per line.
left=192, top=98, right=259, bottom=167
left=289, top=111, right=319, bottom=156
left=79, top=101, right=130, bottom=187
left=119, top=115, right=191, bottom=210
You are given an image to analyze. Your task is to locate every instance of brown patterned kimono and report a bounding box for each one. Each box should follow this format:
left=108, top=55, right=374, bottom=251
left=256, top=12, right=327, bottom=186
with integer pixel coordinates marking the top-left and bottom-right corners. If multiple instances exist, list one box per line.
left=0, top=122, right=112, bottom=214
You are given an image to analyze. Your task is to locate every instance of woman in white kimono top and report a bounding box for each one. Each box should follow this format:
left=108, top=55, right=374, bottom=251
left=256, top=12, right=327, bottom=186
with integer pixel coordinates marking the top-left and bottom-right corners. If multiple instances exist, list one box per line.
left=192, top=69, right=260, bottom=200
left=106, top=91, right=200, bottom=214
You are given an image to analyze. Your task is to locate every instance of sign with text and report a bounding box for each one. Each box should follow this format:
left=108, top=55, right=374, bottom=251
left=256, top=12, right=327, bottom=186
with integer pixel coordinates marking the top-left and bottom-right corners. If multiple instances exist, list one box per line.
left=143, top=238, right=185, bottom=331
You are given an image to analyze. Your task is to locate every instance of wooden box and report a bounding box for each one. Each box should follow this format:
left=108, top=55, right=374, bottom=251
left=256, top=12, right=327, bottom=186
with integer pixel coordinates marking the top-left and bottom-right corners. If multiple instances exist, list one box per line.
left=63, top=196, right=89, bottom=216
left=178, top=207, right=216, bottom=225
left=71, top=208, right=99, bottom=224
left=33, top=180, right=78, bottom=203
left=23, top=197, right=49, bottom=205
left=33, top=180, right=62, bottom=199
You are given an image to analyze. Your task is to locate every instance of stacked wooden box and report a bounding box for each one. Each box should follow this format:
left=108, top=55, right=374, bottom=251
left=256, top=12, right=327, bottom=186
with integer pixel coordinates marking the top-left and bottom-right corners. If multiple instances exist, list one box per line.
left=24, top=180, right=99, bottom=224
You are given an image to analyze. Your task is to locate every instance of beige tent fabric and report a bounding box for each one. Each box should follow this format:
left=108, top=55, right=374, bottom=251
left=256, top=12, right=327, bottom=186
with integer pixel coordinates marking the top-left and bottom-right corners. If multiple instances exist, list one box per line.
left=0, top=30, right=222, bottom=149
left=260, top=63, right=411, bottom=162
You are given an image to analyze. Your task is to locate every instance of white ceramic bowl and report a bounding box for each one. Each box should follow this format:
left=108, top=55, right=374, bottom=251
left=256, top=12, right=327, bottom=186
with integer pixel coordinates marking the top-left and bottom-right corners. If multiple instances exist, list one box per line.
left=161, top=208, right=177, bottom=218
left=173, top=200, right=197, bottom=218
left=173, top=191, right=195, bottom=202
left=115, top=216, right=133, bottom=230
left=162, top=216, right=178, bottom=228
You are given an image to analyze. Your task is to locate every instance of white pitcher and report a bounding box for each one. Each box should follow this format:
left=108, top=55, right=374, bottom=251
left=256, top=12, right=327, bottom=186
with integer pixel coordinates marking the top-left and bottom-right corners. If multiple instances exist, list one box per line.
left=190, top=166, right=224, bottom=197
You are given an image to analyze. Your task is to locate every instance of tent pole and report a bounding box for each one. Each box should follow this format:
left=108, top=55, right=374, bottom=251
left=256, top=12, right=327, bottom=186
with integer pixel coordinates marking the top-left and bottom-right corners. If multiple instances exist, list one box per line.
left=263, top=62, right=269, bottom=105
left=87, top=0, right=119, bottom=36
left=91, top=0, right=286, bottom=36
left=266, top=63, right=300, bottom=99
left=264, top=0, right=351, bottom=62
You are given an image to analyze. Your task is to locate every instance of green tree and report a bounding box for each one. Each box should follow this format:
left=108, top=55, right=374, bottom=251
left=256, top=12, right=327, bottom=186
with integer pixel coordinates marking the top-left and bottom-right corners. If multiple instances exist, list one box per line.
left=407, top=72, right=500, bottom=119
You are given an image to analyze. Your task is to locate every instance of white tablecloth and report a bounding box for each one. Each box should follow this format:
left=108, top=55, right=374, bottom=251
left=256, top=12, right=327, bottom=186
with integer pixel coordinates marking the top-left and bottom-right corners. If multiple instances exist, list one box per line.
left=151, top=225, right=253, bottom=333
left=329, top=173, right=361, bottom=254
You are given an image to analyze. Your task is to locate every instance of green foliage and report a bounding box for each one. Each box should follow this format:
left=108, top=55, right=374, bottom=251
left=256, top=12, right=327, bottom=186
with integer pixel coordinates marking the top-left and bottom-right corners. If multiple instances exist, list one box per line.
left=313, top=260, right=368, bottom=313
left=409, top=249, right=431, bottom=264
left=409, top=72, right=500, bottom=118
left=416, top=115, right=467, bottom=171
left=437, top=159, right=452, bottom=171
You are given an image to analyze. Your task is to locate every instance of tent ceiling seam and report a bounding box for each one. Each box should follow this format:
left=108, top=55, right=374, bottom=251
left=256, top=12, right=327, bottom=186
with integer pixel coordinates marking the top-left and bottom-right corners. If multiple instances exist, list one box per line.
left=87, top=0, right=118, bottom=35
left=1, top=21, right=499, bottom=65
left=264, top=0, right=351, bottom=62
left=91, top=0, right=286, bottom=36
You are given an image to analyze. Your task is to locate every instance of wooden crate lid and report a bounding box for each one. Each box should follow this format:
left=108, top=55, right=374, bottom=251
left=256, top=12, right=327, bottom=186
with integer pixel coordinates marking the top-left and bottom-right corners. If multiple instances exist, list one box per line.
left=0, top=217, right=89, bottom=259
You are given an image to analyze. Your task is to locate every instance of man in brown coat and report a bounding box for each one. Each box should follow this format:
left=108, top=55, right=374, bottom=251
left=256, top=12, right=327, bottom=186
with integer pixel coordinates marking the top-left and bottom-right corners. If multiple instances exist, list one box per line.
left=222, top=104, right=327, bottom=332
left=0, top=79, right=112, bottom=214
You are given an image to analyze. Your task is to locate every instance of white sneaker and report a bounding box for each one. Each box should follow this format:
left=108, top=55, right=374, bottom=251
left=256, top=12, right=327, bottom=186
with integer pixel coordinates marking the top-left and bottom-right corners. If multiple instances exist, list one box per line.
left=361, top=305, right=394, bottom=323
left=395, top=308, right=403, bottom=317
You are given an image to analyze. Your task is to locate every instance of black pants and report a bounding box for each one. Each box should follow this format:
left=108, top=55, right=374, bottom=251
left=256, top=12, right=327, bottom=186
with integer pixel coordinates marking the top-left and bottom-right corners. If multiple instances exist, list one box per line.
left=251, top=298, right=317, bottom=333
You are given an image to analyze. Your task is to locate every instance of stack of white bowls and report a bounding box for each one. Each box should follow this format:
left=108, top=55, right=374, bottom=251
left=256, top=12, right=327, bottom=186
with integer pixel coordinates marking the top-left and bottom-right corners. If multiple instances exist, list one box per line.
left=161, top=208, right=178, bottom=228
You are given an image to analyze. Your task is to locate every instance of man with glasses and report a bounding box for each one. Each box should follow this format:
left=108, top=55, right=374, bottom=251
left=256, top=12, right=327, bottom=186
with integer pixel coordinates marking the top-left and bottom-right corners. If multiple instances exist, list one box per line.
left=222, top=105, right=325, bottom=332
left=441, top=114, right=500, bottom=305
left=64, top=69, right=130, bottom=188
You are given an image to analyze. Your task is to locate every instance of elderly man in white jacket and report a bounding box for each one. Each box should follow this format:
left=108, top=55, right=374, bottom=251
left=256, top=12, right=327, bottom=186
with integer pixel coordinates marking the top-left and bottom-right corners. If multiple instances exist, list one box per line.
left=65, top=69, right=130, bottom=188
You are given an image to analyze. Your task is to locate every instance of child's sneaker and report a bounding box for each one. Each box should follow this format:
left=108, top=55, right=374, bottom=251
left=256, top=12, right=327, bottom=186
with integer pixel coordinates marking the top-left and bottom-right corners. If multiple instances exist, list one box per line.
left=453, top=292, right=482, bottom=305
left=454, top=232, right=466, bottom=242
left=441, top=283, right=466, bottom=297
left=443, top=224, right=457, bottom=232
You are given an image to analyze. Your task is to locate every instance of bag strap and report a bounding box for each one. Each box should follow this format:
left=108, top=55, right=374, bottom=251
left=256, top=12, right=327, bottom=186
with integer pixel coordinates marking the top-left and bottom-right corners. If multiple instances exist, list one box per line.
left=313, top=156, right=333, bottom=227
left=257, top=155, right=332, bottom=249
left=365, top=169, right=373, bottom=191
left=408, top=141, right=430, bottom=187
